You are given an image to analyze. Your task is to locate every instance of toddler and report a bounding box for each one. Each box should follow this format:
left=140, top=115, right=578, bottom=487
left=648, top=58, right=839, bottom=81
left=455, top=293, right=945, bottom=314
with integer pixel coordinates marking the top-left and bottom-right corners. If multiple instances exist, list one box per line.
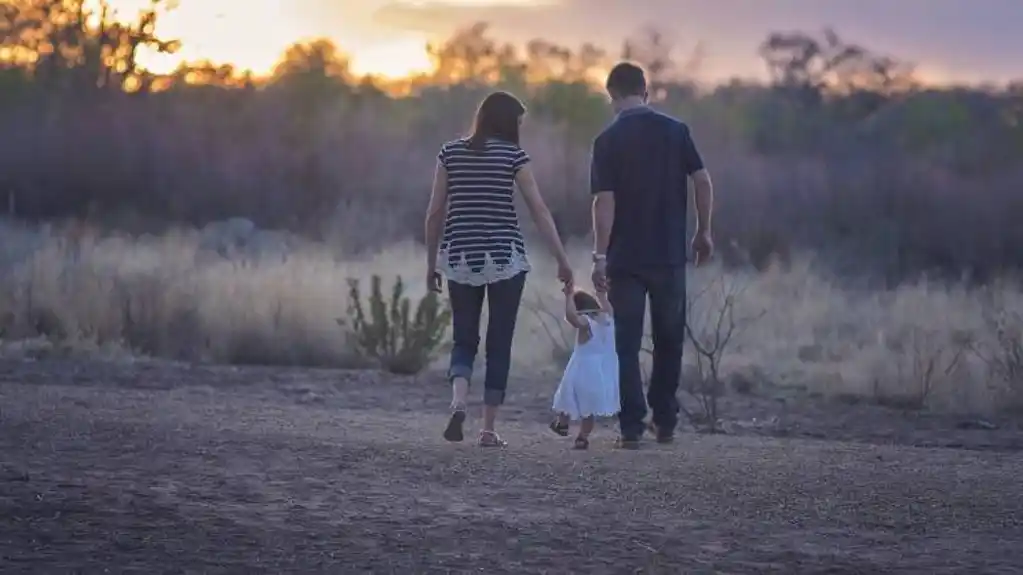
left=549, top=285, right=620, bottom=449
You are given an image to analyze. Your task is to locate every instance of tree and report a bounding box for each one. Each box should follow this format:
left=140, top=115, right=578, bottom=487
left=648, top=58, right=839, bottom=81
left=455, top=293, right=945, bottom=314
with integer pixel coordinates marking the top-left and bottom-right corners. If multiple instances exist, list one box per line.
left=271, top=38, right=351, bottom=82
left=758, top=28, right=914, bottom=101
left=621, top=26, right=702, bottom=101
left=0, top=0, right=180, bottom=93
left=163, top=60, right=245, bottom=88
left=267, top=38, right=354, bottom=133
left=426, top=22, right=515, bottom=85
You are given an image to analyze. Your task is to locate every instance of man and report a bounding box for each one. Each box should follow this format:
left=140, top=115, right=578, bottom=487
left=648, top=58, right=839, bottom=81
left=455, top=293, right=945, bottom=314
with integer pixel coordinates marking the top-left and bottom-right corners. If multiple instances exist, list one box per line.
left=590, top=62, right=714, bottom=449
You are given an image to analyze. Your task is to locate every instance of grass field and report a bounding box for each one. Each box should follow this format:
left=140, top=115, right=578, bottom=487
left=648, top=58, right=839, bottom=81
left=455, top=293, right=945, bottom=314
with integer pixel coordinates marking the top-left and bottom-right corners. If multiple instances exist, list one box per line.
left=2, top=222, right=1021, bottom=414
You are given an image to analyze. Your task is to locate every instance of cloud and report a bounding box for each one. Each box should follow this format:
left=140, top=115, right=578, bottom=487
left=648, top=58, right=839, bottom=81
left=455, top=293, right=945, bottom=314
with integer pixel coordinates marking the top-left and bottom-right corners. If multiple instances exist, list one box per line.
left=371, top=0, right=1023, bottom=82
left=373, top=1, right=550, bottom=36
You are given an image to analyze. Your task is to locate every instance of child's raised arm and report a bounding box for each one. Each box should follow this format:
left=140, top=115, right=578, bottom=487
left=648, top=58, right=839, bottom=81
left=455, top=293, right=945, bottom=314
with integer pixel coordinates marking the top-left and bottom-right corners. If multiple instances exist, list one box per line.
left=563, top=286, right=588, bottom=330
left=595, top=288, right=613, bottom=314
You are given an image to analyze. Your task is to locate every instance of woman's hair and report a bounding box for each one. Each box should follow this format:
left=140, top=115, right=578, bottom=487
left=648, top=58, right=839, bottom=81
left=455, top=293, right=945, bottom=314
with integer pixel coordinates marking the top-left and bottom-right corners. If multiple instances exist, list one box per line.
left=467, top=91, right=526, bottom=150
left=572, top=290, right=601, bottom=314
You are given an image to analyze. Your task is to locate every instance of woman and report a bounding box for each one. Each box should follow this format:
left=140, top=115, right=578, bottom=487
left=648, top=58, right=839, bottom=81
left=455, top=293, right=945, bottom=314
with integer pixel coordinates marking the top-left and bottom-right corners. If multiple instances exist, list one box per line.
left=424, top=91, right=573, bottom=447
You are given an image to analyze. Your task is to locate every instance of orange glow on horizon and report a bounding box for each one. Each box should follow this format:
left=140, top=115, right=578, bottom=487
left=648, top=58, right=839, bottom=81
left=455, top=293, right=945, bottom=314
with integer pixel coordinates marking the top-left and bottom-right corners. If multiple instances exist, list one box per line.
left=347, top=36, right=434, bottom=79
left=97, top=0, right=986, bottom=87
left=98, top=0, right=433, bottom=79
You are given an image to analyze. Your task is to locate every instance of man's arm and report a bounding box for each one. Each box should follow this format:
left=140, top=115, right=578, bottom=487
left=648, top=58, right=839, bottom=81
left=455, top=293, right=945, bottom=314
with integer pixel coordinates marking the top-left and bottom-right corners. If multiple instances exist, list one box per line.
left=590, top=135, right=615, bottom=258
left=592, top=194, right=614, bottom=256
left=595, top=289, right=613, bottom=314
left=692, top=169, right=713, bottom=234
left=680, top=125, right=712, bottom=235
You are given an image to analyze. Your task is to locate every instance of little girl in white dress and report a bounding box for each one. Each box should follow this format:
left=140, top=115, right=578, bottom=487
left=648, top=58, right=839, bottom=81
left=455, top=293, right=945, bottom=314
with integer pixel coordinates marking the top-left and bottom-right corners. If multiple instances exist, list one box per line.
left=549, top=285, right=620, bottom=450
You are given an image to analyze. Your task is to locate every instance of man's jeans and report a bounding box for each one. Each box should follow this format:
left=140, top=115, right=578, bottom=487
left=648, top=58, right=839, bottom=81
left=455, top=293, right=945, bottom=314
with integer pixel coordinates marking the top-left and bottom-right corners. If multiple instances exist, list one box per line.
left=446, top=272, right=526, bottom=406
left=609, top=266, right=686, bottom=439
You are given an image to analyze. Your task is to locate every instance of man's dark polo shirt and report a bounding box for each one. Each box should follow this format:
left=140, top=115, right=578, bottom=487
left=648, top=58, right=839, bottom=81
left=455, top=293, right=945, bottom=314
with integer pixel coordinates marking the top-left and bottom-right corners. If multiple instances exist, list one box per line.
left=590, top=106, right=705, bottom=274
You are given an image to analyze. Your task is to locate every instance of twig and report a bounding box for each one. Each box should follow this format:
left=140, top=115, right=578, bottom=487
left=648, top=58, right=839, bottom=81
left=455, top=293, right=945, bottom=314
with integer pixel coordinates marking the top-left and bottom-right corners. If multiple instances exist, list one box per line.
left=523, top=292, right=573, bottom=363
left=682, top=275, right=765, bottom=432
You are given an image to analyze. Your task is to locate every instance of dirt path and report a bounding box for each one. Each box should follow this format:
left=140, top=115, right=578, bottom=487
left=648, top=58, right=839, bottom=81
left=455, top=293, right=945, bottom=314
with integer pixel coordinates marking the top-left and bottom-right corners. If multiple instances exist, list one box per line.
left=1, top=359, right=1022, bottom=574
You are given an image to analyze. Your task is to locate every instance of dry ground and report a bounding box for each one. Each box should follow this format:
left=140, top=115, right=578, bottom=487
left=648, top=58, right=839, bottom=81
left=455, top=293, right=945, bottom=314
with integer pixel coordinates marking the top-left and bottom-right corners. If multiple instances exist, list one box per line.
left=2, top=359, right=1022, bottom=574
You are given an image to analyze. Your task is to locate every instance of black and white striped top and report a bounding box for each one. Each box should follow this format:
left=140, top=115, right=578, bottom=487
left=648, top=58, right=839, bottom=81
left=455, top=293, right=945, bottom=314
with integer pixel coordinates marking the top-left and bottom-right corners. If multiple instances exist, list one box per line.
left=437, top=138, right=531, bottom=286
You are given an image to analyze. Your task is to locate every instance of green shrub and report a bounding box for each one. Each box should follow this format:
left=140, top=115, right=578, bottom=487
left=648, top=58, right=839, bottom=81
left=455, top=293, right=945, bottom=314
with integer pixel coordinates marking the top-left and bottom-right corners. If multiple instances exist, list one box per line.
left=341, top=274, right=451, bottom=375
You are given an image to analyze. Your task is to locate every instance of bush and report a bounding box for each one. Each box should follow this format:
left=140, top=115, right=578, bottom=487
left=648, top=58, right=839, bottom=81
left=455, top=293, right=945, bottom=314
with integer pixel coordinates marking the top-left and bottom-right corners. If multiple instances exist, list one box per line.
left=641, top=274, right=765, bottom=433
left=341, top=274, right=451, bottom=375
left=970, top=297, right=1023, bottom=410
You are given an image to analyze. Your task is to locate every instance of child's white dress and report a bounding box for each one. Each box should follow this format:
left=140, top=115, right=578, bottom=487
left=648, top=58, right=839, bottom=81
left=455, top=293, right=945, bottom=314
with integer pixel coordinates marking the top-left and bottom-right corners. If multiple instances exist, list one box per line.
left=552, top=314, right=620, bottom=420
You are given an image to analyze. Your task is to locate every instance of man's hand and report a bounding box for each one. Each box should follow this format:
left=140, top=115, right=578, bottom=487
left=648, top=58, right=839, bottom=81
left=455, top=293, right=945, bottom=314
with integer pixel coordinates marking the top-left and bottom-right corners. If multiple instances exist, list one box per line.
left=691, top=229, right=714, bottom=266
left=591, top=258, right=608, bottom=292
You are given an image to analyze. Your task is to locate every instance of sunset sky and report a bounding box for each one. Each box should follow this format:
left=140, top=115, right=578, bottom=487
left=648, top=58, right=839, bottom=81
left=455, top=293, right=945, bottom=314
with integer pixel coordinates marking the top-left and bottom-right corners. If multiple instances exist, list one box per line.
left=114, top=0, right=1022, bottom=84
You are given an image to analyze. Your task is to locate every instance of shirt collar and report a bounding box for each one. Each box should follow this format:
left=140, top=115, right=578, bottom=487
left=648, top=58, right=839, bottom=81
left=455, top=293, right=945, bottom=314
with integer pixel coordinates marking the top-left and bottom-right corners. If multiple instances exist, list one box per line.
left=616, top=105, right=652, bottom=119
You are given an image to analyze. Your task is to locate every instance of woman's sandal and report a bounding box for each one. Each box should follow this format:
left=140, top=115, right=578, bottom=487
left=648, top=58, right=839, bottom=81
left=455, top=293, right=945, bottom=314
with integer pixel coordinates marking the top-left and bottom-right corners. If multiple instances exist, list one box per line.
left=477, top=430, right=507, bottom=448
left=443, top=408, right=467, bottom=442
left=572, top=436, right=589, bottom=450
left=549, top=419, right=569, bottom=437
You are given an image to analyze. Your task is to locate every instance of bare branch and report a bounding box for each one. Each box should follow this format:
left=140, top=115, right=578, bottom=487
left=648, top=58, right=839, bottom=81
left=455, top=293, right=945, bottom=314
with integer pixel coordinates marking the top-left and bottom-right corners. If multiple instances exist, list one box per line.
left=522, top=291, right=573, bottom=367
left=680, top=273, right=765, bottom=432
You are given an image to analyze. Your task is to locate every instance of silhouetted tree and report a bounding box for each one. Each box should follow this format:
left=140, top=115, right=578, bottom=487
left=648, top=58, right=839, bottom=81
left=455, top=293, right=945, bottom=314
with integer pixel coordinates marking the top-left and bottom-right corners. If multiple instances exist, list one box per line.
left=0, top=14, right=1019, bottom=278
left=0, top=0, right=179, bottom=93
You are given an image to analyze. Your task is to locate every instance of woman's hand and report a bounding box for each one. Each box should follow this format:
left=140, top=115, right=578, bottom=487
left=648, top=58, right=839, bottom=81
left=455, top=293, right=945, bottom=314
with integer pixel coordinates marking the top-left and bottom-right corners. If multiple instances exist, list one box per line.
left=427, top=267, right=443, bottom=293
left=556, top=257, right=574, bottom=292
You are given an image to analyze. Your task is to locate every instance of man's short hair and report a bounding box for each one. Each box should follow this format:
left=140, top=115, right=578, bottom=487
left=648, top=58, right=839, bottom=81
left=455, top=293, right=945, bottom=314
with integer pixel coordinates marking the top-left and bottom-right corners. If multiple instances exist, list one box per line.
left=605, top=62, right=647, bottom=99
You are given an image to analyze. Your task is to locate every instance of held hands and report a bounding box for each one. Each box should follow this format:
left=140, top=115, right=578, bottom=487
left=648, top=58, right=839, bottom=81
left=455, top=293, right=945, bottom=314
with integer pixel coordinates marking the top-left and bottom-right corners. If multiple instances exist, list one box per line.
left=556, top=256, right=574, bottom=293
left=590, top=258, right=608, bottom=293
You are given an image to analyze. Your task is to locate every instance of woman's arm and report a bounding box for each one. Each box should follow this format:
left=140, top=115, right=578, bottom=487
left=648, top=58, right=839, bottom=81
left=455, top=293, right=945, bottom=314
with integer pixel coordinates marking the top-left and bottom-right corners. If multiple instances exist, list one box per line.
left=424, top=160, right=448, bottom=270
left=514, top=164, right=571, bottom=267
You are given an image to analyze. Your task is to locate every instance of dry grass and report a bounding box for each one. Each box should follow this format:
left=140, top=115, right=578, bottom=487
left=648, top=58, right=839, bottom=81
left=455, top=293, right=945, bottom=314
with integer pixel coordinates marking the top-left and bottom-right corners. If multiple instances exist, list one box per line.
left=1, top=221, right=1022, bottom=414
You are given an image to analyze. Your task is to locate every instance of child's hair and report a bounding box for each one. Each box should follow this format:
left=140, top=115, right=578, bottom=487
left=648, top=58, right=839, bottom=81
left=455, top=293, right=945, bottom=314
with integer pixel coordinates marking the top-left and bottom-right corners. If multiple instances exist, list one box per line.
left=572, top=290, right=601, bottom=314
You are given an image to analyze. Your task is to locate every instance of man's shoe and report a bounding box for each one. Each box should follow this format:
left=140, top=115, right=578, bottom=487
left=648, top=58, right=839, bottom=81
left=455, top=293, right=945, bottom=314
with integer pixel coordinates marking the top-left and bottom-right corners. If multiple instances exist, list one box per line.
left=614, top=436, right=641, bottom=450
left=647, top=421, right=675, bottom=444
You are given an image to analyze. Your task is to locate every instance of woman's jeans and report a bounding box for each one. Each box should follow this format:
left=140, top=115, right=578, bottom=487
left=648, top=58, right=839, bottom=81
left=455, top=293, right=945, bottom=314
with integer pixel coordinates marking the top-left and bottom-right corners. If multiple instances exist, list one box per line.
left=446, top=272, right=526, bottom=406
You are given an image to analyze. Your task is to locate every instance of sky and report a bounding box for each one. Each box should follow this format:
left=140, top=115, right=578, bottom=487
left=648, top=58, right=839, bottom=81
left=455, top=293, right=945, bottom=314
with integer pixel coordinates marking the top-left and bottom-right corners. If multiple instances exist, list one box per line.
left=114, top=0, right=1023, bottom=84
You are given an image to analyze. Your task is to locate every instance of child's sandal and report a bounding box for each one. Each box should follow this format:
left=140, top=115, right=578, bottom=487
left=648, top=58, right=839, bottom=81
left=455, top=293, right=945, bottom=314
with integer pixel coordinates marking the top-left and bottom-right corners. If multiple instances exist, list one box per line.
left=549, top=419, right=569, bottom=437
left=477, top=430, right=507, bottom=448
left=572, top=436, right=589, bottom=450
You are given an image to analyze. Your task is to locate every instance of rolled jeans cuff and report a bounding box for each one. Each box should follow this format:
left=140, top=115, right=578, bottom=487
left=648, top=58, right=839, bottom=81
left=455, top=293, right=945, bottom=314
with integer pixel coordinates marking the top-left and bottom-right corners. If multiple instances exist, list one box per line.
left=448, top=364, right=473, bottom=383
left=483, top=388, right=505, bottom=406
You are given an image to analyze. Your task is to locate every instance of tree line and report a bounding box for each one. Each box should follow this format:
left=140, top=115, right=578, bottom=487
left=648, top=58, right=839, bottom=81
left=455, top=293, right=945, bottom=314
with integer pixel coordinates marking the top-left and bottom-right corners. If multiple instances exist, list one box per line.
left=2, top=0, right=1022, bottom=283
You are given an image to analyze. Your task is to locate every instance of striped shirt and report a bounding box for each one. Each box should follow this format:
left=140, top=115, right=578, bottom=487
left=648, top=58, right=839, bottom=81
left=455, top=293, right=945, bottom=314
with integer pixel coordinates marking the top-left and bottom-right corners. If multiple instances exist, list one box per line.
left=437, top=138, right=531, bottom=286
